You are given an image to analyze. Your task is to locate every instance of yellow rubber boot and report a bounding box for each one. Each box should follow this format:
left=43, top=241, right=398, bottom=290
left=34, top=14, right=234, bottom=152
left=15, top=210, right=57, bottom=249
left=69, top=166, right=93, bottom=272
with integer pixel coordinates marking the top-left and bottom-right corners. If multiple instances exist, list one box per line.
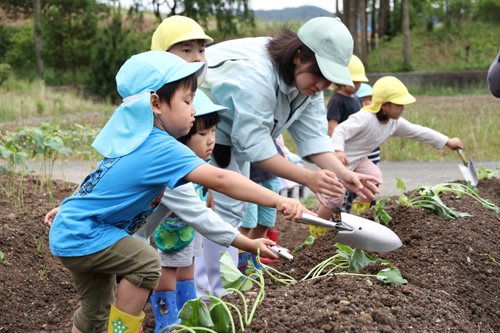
left=309, top=225, right=327, bottom=238
left=107, top=304, right=145, bottom=333
left=351, top=201, right=371, bottom=216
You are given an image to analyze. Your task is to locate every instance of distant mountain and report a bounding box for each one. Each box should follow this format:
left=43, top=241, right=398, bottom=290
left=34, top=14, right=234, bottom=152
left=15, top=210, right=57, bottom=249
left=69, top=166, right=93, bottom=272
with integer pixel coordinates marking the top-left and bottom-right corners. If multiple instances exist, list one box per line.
left=254, top=5, right=335, bottom=22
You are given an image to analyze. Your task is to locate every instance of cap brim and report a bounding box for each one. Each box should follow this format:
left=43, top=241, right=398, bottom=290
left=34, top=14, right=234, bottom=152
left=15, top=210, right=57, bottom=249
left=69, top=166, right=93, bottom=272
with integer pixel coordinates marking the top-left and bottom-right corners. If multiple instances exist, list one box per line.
left=391, top=93, right=416, bottom=105
left=169, top=62, right=205, bottom=83
left=195, top=104, right=228, bottom=117
left=170, top=32, right=213, bottom=48
left=351, top=74, right=369, bottom=82
left=316, top=53, right=354, bottom=87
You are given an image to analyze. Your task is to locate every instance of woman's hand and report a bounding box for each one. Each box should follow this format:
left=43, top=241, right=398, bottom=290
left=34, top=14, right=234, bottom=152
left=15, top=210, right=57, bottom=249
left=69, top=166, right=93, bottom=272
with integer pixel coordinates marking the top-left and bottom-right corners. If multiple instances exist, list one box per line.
left=44, top=207, right=59, bottom=227
left=304, top=169, right=344, bottom=206
left=335, top=150, right=349, bottom=166
left=446, top=137, right=463, bottom=150
left=276, top=197, right=316, bottom=221
left=339, top=170, right=381, bottom=200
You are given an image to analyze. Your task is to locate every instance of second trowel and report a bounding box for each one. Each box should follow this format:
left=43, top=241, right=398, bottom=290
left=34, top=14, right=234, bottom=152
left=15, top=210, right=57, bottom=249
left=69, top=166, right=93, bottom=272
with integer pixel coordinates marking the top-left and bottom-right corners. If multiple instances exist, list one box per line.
left=456, top=148, right=478, bottom=186
left=296, top=212, right=402, bottom=253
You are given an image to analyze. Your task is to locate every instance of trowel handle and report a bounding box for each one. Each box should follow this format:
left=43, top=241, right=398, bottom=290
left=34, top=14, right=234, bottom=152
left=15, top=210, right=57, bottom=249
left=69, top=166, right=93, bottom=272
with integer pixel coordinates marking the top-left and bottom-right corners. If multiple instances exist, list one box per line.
left=456, top=149, right=468, bottom=165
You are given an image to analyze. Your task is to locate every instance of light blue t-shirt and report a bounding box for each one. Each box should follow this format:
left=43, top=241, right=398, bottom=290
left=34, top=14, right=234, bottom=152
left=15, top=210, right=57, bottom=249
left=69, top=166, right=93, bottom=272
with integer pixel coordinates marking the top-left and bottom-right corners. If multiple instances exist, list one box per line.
left=49, top=127, right=205, bottom=257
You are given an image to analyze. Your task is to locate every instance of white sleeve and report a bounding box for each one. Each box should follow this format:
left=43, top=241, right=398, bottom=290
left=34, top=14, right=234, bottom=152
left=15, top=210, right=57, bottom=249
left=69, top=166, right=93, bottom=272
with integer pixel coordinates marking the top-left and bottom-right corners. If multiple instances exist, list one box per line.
left=133, top=183, right=239, bottom=247
left=330, top=114, right=366, bottom=152
left=393, top=117, right=448, bottom=149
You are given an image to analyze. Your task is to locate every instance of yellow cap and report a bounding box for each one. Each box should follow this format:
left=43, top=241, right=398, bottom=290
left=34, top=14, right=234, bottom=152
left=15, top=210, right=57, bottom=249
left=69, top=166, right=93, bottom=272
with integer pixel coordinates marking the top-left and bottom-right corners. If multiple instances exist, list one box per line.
left=151, top=15, right=213, bottom=51
left=348, top=55, right=368, bottom=82
left=362, top=76, right=416, bottom=113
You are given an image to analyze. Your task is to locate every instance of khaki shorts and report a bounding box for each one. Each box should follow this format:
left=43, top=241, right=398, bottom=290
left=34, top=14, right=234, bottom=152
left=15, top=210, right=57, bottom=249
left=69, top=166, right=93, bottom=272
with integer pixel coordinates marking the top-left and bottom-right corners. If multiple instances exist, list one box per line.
left=58, top=236, right=160, bottom=333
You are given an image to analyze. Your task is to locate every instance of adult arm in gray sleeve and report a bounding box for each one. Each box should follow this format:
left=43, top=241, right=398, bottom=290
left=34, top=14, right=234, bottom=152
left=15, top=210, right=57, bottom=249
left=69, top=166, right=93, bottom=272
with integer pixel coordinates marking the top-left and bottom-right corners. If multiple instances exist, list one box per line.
left=132, top=182, right=239, bottom=247
left=487, top=50, right=500, bottom=98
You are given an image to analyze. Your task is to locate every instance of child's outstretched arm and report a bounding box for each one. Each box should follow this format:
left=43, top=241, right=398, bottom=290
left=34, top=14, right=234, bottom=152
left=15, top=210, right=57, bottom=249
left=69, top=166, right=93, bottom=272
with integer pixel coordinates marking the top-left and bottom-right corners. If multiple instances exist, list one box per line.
left=184, top=164, right=315, bottom=220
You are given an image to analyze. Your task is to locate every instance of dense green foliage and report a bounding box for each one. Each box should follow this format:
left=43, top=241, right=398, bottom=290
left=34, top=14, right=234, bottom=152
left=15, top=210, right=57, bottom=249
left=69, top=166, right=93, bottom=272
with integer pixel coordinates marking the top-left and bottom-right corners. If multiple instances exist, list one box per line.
left=89, top=4, right=150, bottom=100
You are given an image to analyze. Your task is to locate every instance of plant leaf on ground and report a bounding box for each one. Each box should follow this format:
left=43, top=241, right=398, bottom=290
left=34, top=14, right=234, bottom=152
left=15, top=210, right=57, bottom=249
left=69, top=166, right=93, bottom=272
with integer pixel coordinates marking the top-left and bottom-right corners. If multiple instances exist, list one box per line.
left=291, top=235, right=314, bottom=254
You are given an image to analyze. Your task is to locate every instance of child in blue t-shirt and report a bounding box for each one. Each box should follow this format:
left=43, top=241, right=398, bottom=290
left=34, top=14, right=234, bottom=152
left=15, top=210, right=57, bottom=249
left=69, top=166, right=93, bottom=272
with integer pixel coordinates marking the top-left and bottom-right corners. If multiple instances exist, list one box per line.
left=47, top=51, right=311, bottom=333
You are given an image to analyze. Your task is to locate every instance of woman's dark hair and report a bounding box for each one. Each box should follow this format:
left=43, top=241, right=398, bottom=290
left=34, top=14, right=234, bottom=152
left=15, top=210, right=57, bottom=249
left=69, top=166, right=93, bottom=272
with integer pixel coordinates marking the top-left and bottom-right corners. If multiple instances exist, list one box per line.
left=155, top=73, right=197, bottom=106
left=266, top=29, right=324, bottom=86
left=178, top=112, right=221, bottom=144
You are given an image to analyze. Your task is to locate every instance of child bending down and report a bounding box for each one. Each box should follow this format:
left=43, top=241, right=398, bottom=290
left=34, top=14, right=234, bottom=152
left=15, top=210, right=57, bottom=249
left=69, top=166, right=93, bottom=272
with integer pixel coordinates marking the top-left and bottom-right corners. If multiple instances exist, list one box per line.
left=131, top=90, right=228, bottom=332
left=317, top=76, right=463, bottom=221
left=48, top=51, right=311, bottom=333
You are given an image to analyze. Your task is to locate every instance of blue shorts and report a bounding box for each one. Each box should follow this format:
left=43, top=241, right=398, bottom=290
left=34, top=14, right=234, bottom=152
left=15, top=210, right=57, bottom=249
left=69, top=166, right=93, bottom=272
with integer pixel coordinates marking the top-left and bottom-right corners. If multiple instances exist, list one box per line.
left=241, top=177, right=281, bottom=228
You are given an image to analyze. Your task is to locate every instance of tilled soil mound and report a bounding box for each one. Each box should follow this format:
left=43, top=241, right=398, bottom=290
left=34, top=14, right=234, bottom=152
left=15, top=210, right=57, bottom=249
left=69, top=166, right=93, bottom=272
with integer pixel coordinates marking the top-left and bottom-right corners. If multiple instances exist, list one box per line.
left=1, top=175, right=499, bottom=333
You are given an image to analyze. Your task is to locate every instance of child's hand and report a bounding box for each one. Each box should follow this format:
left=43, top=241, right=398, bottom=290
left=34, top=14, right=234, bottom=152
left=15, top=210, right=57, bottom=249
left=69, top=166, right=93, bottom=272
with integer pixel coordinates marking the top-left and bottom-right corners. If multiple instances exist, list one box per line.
left=250, top=238, right=280, bottom=259
left=276, top=197, right=316, bottom=221
left=335, top=150, right=349, bottom=166
left=446, top=137, right=463, bottom=150
left=206, top=189, right=215, bottom=211
left=44, top=207, right=59, bottom=227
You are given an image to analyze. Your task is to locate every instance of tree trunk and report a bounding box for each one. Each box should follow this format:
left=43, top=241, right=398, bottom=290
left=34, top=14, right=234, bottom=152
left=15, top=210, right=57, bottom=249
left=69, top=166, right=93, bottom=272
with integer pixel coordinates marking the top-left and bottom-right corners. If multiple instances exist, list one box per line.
left=360, top=0, right=367, bottom=62
left=350, top=0, right=358, bottom=54
left=402, top=0, right=411, bottom=68
left=32, top=0, right=44, bottom=76
left=343, top=0, right=350, bottom=27
left=370, top=0, right=376, bottom=51
left=336, top=0, right=341, bottom=20
left=378, top=0, right=388, bottom=42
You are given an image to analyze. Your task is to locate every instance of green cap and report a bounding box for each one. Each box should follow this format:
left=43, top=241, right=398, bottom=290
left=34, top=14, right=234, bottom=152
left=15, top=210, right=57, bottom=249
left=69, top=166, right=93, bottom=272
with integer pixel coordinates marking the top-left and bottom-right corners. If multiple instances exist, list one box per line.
left=298, top=17, right=354, bottom=87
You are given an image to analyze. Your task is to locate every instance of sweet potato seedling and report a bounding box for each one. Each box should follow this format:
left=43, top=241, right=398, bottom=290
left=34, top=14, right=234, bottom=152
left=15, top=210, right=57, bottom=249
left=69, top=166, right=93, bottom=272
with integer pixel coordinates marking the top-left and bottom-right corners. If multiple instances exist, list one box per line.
left=373, top=198, right=392, bottom=225
left=38, top=266, right=48, bottom=282
left=1, top=250, right=12, bottom=265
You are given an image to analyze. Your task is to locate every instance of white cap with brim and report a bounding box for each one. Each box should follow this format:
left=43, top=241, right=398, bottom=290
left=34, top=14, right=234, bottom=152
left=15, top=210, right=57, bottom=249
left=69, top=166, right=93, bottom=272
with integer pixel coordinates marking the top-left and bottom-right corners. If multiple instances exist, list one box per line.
left=298, top=17, right=354, bottom=87
left=193, top=89, right=227, bottom=117
left=92, top=51, right=205, bottom=158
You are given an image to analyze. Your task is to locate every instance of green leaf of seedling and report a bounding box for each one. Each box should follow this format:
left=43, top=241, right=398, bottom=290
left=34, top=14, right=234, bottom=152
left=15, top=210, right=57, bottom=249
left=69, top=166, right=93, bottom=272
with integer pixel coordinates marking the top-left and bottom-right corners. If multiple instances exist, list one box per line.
left=208, top=299, right=231, bottom=333
left=396, top=176, right=406, bottom=191
left=374, top=199, right=392, bottom=225
left=178, top=298, right=214, bottom=328
left=335, top=243, right=354, bottom=260
left=376, top=267, right=408, bottom=285
left=292, top=235, right=315, bottom=254
left=348, top=248, right=379, bottom=272
left=219, top=251, right=253, bottom=291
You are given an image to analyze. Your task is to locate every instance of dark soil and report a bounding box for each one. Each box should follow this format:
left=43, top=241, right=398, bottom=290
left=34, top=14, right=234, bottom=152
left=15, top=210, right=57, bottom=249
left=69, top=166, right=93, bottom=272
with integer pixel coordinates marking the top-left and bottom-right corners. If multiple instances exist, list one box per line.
left=1, top=175, right=499, bottom=332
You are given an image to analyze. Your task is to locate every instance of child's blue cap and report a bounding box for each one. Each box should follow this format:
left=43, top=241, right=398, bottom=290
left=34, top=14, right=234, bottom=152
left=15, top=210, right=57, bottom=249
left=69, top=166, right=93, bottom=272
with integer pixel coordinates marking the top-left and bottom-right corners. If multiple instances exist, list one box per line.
left=193, top=89, right=227, bottom=117
left=92, top=51, right=205, bottom=158
left=355, top=83, right=373, bottom=98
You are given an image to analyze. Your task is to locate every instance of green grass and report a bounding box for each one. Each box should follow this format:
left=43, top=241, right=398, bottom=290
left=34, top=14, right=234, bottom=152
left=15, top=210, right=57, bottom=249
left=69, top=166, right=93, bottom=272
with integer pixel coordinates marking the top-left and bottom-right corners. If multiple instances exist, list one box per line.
left=380, top=95, right=500, bottom=161
left=0, top=75, right=113, bottom=131
left=365, top=21, right=500, bottom=73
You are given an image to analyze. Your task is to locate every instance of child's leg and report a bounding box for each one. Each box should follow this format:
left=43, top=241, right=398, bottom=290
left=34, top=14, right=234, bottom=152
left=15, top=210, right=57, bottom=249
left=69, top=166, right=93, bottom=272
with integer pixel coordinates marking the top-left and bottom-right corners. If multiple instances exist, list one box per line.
left=175, top=263, right=197, bottom=310
left=248, top=177, right=281, bottom=240
left=59, top=236, right=160, bottom=333
left=352, top=158, right=383, bottom=215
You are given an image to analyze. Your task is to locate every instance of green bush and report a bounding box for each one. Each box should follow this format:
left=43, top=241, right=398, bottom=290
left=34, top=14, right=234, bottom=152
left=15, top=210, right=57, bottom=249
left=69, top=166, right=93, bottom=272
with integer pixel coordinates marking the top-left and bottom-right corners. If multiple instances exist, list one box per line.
left=0, top=63, right=12, bottom=86
left=4, top=21, right=35, bottom=71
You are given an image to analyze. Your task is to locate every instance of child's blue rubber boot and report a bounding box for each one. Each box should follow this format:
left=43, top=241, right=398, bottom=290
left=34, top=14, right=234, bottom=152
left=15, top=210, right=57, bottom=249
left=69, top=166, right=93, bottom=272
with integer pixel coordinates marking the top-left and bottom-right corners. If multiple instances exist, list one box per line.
left=150, top=291, right=181, bottom=333
left=176, top=280, right=198, bottom=312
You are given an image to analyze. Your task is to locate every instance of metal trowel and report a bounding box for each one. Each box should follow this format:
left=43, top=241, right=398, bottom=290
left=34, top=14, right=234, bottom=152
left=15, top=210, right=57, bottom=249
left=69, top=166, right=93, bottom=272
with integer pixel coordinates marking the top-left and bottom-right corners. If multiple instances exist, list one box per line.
left=296, top=212, right=402, bottom=252
left=456, top=149, right=478, bottom=186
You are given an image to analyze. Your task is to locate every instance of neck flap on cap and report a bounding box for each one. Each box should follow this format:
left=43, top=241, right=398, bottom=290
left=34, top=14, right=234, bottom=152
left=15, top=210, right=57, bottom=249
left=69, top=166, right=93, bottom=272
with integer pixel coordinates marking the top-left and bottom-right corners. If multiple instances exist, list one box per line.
left=91, top=51, right=204, bottom=158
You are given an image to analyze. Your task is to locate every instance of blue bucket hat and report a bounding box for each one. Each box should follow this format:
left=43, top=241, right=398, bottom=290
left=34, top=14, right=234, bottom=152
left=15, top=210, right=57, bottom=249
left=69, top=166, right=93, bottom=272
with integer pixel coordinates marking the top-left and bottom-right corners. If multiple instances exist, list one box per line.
left=92, top=51, right=205, bottom=158
left=355, top=83, right=373, bottom=98
left=193, top=89, right=227, bottom=117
